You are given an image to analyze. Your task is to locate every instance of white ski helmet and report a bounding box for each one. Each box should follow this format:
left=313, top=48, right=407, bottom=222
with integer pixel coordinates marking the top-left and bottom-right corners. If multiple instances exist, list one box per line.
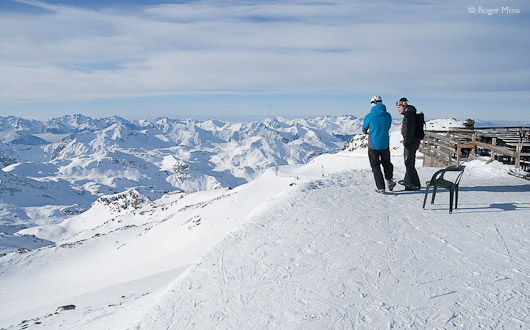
left=370, top=95, right=382, bottom=104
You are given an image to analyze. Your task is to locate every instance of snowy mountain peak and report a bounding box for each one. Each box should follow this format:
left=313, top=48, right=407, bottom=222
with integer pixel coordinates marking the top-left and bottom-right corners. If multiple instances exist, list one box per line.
left=43, top=114, right=99, bottom=133
left=1, top=115, right=366, bottom=237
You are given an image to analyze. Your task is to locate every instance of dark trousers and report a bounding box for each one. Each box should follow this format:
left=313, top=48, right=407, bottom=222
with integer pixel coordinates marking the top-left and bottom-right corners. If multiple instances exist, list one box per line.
left=368, top=148, right=394, bottom=190
left=404, top=139, right=421, bottom=188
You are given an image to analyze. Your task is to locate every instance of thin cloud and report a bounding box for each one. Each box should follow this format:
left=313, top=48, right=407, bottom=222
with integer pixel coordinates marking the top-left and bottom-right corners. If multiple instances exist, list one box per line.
left=1, top=0, right=529, bottom=103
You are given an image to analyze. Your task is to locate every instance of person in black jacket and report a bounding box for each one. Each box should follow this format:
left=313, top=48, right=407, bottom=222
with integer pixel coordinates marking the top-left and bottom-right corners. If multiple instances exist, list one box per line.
left=396, top=97, right=421, bottom=190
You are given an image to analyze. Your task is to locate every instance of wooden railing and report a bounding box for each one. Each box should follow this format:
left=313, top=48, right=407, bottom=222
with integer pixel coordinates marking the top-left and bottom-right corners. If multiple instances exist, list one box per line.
left=420, top=126, right=530, bottom=170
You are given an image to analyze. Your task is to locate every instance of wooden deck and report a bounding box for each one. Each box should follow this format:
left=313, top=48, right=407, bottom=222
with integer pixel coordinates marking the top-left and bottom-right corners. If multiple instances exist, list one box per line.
left=419, top=126, right=530, bottom=171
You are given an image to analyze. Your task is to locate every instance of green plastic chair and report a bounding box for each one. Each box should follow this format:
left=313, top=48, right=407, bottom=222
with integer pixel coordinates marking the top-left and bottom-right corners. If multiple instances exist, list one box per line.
left=423, top=166, right=465, bottom=213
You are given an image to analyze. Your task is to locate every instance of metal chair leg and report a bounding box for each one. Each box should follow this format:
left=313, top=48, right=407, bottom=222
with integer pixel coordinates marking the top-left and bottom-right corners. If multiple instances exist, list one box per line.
left=423, top=184, right=430, bottom=209
left=449, top=188, right=454, bottom=213
left=455, top=186, right=459, bottom=209
left=431, top=186, right=437, bottom=204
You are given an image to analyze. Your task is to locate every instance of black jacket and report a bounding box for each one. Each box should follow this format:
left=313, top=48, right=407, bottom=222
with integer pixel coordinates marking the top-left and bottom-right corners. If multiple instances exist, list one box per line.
left=401, top=105, right=417, bottom=147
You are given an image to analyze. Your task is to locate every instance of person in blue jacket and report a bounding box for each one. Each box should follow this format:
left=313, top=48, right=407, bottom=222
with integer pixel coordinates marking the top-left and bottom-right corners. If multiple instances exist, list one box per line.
left=363, top=95, right=396, bottom=193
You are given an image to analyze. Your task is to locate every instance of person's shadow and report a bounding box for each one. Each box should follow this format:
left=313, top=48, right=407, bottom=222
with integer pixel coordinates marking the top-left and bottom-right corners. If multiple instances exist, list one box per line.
left=453, top=202, right=530, bottom=212
left=460, top=185, right=530, bottom=193
left=489, top=203, right=520, bottom=211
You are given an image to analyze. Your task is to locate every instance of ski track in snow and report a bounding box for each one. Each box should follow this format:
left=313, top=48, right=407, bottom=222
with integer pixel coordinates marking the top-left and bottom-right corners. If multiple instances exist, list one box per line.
left=74, top=167, right=530, bottom=328
left=2, top=156, right=530, bottom=329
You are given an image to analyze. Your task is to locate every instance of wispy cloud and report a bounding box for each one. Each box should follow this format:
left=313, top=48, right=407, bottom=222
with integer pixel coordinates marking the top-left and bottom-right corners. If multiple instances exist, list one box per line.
left=1, top=0, right=529, bottom=104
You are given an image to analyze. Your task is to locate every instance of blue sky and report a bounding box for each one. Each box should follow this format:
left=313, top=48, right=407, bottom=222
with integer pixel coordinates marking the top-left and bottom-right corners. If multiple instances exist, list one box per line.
left=1, top=0, right=529, bottom=122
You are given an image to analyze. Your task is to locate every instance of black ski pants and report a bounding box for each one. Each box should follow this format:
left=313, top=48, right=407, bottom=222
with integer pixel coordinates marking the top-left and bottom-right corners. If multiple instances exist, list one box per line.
left=403, top=139, right=421, bottom=188
left=368, top=148, right=394, bottom=190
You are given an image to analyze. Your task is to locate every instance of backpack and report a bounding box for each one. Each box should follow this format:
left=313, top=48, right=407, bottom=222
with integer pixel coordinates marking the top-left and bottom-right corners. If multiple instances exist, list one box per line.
left=415, top=112, right=425, bottom=140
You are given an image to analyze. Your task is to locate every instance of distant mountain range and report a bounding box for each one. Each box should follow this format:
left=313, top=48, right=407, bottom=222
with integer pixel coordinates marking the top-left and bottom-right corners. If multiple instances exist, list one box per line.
left=0, top=114, right=366, bottom=229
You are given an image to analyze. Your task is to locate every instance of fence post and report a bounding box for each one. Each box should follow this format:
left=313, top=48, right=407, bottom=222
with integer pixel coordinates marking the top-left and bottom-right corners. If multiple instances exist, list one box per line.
left=491, top=137, right=497, bottom=162
left=472, top=132, right=477, bottom=157
left=515, top=144, right=522, bottom=169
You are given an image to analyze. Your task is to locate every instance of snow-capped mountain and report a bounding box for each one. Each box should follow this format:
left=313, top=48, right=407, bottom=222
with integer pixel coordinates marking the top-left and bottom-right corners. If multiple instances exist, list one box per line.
left=0, top=115, right=365, bottom=252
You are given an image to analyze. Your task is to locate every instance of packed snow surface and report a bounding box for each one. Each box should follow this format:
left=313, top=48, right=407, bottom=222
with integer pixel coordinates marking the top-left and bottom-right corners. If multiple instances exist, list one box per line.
left=1, top=149, right=529, bottom=329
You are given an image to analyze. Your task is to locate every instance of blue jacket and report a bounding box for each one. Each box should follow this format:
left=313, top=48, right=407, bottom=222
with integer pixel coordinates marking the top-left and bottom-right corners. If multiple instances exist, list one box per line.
left=362, top=104, right=392, bottom=150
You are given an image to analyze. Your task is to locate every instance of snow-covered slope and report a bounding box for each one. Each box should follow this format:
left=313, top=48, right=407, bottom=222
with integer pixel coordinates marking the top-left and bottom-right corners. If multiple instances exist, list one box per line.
left=425, top=118, right=465, bottom=130
left=0, top=149, right=528, bottom=329
left=0, top=115, right=365, bottom=253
